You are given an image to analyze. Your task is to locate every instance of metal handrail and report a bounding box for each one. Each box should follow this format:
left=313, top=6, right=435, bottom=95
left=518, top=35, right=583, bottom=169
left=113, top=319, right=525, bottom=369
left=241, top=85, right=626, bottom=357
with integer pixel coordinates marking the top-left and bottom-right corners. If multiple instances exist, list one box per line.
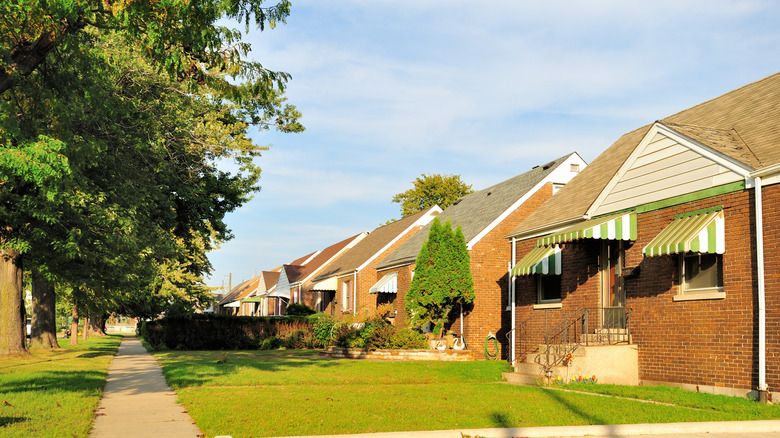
left=506, top=306, right=632, bottom=368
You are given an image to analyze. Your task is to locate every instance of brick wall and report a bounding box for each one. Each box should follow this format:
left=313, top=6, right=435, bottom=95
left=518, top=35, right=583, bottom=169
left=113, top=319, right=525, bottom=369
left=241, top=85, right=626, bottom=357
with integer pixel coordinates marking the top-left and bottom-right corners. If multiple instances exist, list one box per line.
left=456, top=183, right=555, bottom=358
left=390, top=183, right=554, bottom=358
left=513, top=188, right=767, bottom=395
left=377, top=265, right=415, bottom=325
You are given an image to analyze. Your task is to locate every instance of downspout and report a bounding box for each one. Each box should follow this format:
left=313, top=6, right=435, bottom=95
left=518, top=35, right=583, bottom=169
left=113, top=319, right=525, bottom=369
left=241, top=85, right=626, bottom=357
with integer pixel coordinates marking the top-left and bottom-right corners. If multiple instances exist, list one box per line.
left=511, top=237, right=517, bottom=367
left=755, top=176, right=767, bottom=398
left=298, top=284, right=302, bottom=305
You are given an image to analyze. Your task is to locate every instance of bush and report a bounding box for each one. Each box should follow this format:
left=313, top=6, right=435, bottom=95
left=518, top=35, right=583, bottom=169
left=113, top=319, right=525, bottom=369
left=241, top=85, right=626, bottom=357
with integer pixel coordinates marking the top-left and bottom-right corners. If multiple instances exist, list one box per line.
left=389, top=328, right=427, bottom=349
left=138, top=313, right=317, bottom=350
left=286, top=303, right=316, bottom=316
left=312, top=315, right=337, bottom=346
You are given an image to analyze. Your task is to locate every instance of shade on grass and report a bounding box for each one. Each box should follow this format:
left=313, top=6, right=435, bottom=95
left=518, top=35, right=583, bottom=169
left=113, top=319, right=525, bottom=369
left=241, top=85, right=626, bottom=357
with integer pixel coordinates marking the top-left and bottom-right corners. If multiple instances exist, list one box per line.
left=0, top=335, right=122, bottom=438
left=152, top=349, right=780, bottom=438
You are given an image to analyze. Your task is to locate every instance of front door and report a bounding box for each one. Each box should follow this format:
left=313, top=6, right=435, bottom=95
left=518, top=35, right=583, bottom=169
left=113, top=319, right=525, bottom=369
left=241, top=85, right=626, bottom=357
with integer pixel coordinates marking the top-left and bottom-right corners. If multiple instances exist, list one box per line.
left=600, top=240, right=626, bottom=328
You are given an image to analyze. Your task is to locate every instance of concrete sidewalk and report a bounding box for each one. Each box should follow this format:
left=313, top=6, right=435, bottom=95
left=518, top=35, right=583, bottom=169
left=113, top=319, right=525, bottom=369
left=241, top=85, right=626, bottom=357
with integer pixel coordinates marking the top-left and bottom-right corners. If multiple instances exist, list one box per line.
left=90, top=336, right=202, bottom=438
left=272, top=420, right=780, bottom=438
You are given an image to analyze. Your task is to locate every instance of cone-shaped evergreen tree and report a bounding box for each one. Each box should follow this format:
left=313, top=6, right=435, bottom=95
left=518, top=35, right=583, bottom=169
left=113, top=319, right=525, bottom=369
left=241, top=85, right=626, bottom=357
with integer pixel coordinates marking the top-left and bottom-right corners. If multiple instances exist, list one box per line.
left=405, top=217, right=475, bottom=336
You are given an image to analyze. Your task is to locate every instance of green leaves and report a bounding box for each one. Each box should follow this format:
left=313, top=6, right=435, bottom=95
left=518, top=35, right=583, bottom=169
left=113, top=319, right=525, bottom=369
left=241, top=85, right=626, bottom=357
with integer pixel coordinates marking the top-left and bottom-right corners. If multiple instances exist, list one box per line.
left=392, top=174, right=473, bottom=218
left=405, top=218, right=475, bottom=336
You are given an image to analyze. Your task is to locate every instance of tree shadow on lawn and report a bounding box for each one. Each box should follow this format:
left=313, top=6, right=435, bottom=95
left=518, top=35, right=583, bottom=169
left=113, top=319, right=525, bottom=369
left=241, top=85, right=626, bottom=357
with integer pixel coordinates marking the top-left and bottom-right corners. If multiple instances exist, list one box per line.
left=487, top=388, right=616, bottom=430
left=0, top=416, right=28, bottom=427
left=1, top=370, right=106, bottom=395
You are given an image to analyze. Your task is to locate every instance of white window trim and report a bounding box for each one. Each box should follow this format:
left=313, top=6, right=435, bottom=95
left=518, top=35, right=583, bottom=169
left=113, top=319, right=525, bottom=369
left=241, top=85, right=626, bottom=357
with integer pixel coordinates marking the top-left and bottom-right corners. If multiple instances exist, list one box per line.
left=676, top=253, right=725, bottom=301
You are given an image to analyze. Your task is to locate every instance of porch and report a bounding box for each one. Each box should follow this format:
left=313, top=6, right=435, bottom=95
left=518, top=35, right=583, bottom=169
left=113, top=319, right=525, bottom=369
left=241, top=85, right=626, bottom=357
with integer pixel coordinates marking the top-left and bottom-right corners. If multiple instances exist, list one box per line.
left=504, top=306, right=639, bottom=386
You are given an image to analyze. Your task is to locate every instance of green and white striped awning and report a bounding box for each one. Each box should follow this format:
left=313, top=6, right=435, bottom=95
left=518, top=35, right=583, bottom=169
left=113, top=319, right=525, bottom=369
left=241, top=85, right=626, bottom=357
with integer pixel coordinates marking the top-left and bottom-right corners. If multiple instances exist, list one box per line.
left=369, top=272, right=397, bottom=294
left=242, top=296, right=264, bottom=303
left=511, top=245, right=561, bottom=276
left=643, top=207, right=725, bottom=257
left=537, top=211, right=637, bottom=246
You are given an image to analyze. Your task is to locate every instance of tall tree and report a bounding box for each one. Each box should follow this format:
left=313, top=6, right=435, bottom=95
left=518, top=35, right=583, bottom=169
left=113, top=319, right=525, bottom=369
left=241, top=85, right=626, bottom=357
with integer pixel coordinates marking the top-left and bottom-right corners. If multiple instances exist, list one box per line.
left=0, top=21, right=302, bottom=352
left=392, top=174, right=473, bottom=218
left=405, top=218, right=475, bottom=336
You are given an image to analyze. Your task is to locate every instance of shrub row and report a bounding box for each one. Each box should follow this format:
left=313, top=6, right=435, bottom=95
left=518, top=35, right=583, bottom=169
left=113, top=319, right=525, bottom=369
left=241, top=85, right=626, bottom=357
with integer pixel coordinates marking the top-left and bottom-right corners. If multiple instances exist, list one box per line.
left=138, top=311, right=428, bottom=351
left=138, top=313, right=324, bottom=350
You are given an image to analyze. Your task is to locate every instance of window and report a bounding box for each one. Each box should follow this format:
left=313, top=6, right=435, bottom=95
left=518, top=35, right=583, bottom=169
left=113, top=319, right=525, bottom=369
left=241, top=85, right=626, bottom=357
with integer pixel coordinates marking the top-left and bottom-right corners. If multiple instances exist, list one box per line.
left=537, top=274, right=561, bottom=303
left=342, top=281, right=351, bottom=312
left=570, top=163, right=580, bottom=173
left=681, top=253, right=723, bottom=293
left=552, top=183, right=565, bottom=194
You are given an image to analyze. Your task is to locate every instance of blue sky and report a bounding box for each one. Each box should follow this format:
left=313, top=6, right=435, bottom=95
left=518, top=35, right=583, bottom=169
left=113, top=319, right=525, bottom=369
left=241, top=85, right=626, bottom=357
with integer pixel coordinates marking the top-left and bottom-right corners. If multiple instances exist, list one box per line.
left=206, top=1, right=780, bottom=290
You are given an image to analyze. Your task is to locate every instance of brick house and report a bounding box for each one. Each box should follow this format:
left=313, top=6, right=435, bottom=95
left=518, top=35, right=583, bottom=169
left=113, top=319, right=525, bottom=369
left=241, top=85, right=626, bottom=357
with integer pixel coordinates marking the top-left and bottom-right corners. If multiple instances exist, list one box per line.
left=267, top=233, right=367, bottom=314
left=216, top=276, right=260, bottom=315
left=506, top=72, right=780, bottom=400
left=307, top=206, right=440, bottom=318
left=374, top=153, right=586, bottom=357
left=241, top=269, right=281, bottom=316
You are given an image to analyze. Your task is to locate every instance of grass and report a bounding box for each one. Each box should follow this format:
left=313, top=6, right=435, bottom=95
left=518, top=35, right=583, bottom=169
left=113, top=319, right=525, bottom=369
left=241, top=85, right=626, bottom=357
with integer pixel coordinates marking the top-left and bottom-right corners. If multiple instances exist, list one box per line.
left=152, top=349, right=780, bottom=438
left=0, top=335, right=122, bottom=438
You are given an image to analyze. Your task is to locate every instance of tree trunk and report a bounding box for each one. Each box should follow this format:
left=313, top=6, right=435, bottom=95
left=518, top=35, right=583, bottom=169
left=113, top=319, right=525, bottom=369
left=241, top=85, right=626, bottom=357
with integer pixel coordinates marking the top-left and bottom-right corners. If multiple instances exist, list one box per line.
left=82, top=316, right=89, bottom=341
left=87, top=314, right=107, bottom=336
left=31, top=268, right=58, bottom=349
left=70, top=294, right=79, bottom=346
left=0, top=249, right=28, bottom=355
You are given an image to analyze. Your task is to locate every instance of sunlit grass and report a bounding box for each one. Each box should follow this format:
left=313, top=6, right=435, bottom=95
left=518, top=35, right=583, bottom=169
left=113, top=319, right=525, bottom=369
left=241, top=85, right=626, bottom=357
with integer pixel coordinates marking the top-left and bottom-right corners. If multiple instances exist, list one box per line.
left=153, top=349, right=780, bottom=438
left=0, top=335, right=122, bottom=438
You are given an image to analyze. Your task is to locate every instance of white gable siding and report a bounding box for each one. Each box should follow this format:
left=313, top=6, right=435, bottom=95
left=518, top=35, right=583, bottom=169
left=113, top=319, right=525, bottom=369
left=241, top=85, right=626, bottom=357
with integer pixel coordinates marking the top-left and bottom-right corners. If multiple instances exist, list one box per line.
left=593, top=132, right=743, bottom=216
left=273, top=269, right=292, bottom=299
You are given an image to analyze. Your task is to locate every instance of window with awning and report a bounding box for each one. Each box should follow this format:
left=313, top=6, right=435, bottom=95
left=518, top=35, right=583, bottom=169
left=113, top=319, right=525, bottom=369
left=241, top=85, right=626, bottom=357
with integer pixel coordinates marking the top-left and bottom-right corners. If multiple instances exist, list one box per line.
left=369, top=272, right=398, bottom=294
left=510, top=245, right=561, bottom=276
left=537, top=211, right=637, bottom=246
left=643, top=207, right=724, bottom=257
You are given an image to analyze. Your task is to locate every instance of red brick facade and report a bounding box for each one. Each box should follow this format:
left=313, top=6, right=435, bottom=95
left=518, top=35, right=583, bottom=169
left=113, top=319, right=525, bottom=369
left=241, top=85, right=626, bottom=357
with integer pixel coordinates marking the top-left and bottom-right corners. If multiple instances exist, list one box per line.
left=387, top=183, right=555, bottom=358
left=512, top=186, right=779, bottom=396
left=316, top=225, right=428, bottom=319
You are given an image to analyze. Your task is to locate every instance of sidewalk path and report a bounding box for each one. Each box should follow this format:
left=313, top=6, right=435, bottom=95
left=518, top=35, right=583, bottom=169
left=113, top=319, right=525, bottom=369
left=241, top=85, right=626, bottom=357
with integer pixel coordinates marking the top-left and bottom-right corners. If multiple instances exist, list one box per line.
left=90, top=336, right=202, bottom=438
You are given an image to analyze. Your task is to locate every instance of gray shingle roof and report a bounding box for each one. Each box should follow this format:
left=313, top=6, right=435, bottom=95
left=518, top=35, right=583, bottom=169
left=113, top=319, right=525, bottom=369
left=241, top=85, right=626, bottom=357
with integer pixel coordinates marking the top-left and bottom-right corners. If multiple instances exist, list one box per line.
left=312, top=207, right=438, bottom=282
left=509, top=71, right=780, bottom=238
left=375, top=153, right=577, bottom=269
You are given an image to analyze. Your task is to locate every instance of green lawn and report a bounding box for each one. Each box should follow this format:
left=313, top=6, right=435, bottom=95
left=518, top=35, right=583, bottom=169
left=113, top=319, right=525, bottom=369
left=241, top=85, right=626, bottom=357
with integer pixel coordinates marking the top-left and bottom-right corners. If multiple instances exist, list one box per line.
left=152, top=349, right=780, bottom=438
left=0, top=335, right=122, bottom=438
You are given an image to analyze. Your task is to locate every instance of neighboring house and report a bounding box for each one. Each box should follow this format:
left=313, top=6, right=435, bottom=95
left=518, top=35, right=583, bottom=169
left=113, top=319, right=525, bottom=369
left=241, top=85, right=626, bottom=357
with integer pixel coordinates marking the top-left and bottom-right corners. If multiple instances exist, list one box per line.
left=308, top=206, right=441, bottom=318
left=240, top=269, right=281, bottom=316
left=375, top=153, right=586, bottom=356
left=267, top=233, right=368, bottom=314
left=217, top=277, right=261, bottom=315
left=506, top=72, right=780, bottom=400
left=254, top=270, right=281, bottom=316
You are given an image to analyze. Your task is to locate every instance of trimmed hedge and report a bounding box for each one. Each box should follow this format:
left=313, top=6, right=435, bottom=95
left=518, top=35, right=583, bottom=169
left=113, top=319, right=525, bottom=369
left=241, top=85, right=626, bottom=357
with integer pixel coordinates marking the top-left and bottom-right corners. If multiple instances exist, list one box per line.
left=138, top=313, right=321, bottom=351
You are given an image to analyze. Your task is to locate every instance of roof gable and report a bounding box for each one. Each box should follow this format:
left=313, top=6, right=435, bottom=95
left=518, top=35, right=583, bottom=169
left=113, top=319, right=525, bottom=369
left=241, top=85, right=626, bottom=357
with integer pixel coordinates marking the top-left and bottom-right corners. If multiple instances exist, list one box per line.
left=313, top=207, right=440, bottom=281
left=376, top=153, right=582, bottom=270
left=509, top=71, right=780, bottom=238
left=588, top=122, right=753, bottom=217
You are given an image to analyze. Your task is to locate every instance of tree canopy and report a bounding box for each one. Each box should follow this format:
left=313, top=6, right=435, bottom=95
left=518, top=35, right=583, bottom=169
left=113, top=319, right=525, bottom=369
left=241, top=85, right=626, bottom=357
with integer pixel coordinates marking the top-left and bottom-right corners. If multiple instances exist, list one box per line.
left=392, top=174, right=473, bottom=218
left=0, top=2, right=303, bottom=353
left=405, top=218, right=475, bottom=336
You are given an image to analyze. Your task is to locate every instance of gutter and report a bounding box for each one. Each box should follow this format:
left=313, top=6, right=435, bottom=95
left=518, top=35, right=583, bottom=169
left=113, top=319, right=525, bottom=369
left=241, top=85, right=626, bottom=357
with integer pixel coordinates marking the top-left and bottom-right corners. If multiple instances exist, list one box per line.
left=505, top=215, right=585, bottom=241
left=755, top=176, right=766, bottom=397
left=510, top=237, right=517, bottom=367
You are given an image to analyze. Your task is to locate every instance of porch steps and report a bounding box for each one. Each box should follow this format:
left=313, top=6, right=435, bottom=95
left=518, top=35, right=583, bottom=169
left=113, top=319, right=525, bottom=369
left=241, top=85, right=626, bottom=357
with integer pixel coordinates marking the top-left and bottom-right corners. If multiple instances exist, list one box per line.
left=504, top=344, right=640, bottom=386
